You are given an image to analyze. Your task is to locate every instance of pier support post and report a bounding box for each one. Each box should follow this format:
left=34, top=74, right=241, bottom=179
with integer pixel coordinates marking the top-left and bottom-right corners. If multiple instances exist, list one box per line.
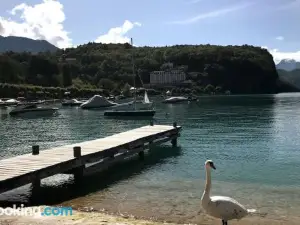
left=32, top=178, right=41, bottom=190
left=30, top=145, right=41, bottom=203
left=30, top=177, right=41, bottom=204
left=32, top=145, right=39, bottom=155
left=138, top=151, right=145, bottom=160
left=73, top=146, right=84, bottom=183
left=150, top=120, right=154, bottom=126
left=171, top=122, right=178, bottom=147
left=171, top=137, right=177, bottom=147
left=73, top=166, right=84, bottom=183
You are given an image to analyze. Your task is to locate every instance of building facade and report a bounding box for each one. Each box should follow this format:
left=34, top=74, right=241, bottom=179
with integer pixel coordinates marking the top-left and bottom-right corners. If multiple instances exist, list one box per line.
left=150, top=70, right=186, bottom=85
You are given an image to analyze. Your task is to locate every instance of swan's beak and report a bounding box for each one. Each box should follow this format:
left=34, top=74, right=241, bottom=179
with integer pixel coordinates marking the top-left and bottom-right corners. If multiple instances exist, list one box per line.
left=211, top=164, right=216, bottom=170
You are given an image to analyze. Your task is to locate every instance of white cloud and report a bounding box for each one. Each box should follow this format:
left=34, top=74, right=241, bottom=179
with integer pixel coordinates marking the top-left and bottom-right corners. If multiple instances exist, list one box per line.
left=275, top=36, right=284, bottom=41
left=95, top=20, right=141, bottom=44
left=167, top=2, right=254, bottom=25
left=0, top=0, right=71, bottom=48
left=262, top=46, right=300, bottom=64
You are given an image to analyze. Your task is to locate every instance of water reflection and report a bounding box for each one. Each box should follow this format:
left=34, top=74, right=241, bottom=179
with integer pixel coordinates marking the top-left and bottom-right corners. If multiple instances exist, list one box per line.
left=0, top=146, right=182, bottom=207
left=1, top=94, right=300, bottom=222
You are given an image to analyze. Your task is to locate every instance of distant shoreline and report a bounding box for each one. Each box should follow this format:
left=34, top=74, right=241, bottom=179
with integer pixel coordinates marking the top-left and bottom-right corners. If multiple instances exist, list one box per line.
left=2, top=92, right=300, bottom=101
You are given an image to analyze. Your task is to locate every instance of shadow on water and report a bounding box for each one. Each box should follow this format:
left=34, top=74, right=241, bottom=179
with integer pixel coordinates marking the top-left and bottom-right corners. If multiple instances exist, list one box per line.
left=104, top=116, right=156, bottom=121
left=195, top=94, right=277, bottom=107
left=9, top=112, right=60, bottom=120
left=0, top=113, right=60, bottom=121
left=0, top=145, right=182, bottom=207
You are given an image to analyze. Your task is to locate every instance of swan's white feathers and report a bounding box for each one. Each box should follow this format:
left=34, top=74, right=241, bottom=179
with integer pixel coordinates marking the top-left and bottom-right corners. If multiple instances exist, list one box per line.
left=210, top=196, right=246, bottom=208
left=201, top=160, right=256, bottom=222
left=204, top=196, right=248, bottom=221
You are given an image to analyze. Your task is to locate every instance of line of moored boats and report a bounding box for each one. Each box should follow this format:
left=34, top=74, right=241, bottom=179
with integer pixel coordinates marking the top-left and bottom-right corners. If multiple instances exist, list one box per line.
left=0, top=93, right=198, bottom=118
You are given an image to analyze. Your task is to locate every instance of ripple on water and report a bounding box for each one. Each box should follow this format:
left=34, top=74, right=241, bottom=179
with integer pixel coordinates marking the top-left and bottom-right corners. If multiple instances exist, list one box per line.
left=0, top=94, right=300, bottom=223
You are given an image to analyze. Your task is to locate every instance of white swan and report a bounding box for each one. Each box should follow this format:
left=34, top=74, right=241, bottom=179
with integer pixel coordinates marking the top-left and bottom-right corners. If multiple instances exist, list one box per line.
left=201, top=160, right=256, bottom=225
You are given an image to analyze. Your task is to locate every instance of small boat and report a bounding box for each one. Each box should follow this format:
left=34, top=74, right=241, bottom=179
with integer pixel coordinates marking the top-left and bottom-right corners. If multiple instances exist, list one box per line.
left=141, top=90, right=153, bottom=109
left=103, top=38, right=155, bottom=118
left=104, top=109, right=156, bottom=117
left=80, top=95, right=118, bottom=109
left=1, top=99, right=20, bottom=106
left=162, top=96, right=189, bottom=103
left=166, top=90, right=172, bottom=96
left=62, top=99, right=85, bottom=106
left=80, top=95, right=133, bottom=109
left=9, top=104, right=58, bottom=116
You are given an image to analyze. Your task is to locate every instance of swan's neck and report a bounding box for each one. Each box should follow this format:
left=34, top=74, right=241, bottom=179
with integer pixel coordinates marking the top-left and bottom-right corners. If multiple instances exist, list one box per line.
left=201, top=167, right=211, bottom=203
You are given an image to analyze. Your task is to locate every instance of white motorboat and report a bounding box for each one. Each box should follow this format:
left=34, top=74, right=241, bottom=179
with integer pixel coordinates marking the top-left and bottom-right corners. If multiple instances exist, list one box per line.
left=9, top=104, right=59, bottom=117
left=80, top=95, right=133, bottom=109
left=162, top=96, right=189, bottom=103
left=1, top=99, right=20, bottom=106
left=162, top=96, right=198, bottom=103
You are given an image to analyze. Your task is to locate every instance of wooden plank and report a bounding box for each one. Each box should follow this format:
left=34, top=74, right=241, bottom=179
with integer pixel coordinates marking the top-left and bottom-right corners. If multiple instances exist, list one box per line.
left=0, top=124, right=181, bottom=194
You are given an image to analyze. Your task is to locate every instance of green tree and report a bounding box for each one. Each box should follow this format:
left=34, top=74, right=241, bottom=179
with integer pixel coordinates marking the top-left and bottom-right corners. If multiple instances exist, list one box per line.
left=98, top=78, right=116, bottom=90
left=0, top=42, right=289, bottom=94
left=62, top=64, right=72, bottom=87
left=122, top=83, right=131, bottom=97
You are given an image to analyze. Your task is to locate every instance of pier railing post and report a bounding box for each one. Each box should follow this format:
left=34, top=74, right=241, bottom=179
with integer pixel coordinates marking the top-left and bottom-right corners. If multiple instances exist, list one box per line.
left=73, top=146, right=84, bottom=183
left=73, top=146, right=81, bottom=158
left=32, top=145, right=39, bottom=155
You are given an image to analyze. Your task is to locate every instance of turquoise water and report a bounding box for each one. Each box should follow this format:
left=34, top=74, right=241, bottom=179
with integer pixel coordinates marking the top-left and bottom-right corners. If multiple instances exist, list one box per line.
left=0, top=93, right=300, bottom=222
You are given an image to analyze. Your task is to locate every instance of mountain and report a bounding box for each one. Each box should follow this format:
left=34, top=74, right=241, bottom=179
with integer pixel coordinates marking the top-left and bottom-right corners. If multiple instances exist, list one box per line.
left=277, top=68, right=300, bottom=90
left=276, top=59, right=300, bottom=71
left=0, top=36, right=58, bottom=53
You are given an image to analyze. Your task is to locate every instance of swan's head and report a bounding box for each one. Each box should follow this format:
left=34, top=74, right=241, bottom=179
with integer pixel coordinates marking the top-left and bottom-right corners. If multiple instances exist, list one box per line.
left=205, top=160, right=216, bottom=170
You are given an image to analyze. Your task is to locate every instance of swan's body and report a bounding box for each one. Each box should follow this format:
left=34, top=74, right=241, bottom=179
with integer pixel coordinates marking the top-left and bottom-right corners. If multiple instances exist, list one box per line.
left=201, top=160, right=256, bottom=225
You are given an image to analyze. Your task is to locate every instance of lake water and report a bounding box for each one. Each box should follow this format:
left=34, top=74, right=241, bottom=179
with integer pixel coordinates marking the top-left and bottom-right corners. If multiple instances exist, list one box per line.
left=0, top=93, right=300, bottom=223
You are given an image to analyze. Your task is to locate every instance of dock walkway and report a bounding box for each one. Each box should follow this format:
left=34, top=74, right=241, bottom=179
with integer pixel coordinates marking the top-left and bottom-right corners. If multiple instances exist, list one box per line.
left=0, top=123, right=181, bottom=195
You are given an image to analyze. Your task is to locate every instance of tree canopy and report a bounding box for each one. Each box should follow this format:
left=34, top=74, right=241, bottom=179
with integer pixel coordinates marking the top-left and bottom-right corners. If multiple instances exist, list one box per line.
left=0, top=42, right=281, bottom=98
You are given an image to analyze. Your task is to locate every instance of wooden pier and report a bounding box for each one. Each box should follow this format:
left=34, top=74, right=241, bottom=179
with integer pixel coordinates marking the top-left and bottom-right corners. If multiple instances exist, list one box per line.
left=0, top=123, right=181, bottom=195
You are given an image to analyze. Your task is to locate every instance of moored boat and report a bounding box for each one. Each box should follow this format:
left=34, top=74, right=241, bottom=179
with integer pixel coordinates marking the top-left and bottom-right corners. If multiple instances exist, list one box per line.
left=9, top=104, right=59, bottom=117
left=162, top=96, right=189, bottom=103
left=103, top=38, right=155, bottom=118
left=80, top=95, right=134, bottom=109
left=0, top=99, right=20, bottom=106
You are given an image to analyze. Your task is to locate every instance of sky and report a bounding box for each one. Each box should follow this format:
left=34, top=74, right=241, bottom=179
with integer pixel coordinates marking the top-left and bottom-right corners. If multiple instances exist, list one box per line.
left=0, top=0, right=300, bottom=63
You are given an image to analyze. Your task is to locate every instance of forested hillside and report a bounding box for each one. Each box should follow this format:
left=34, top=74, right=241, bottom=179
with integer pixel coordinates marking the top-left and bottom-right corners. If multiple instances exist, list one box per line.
left=0, top=43, right=281, bottom=97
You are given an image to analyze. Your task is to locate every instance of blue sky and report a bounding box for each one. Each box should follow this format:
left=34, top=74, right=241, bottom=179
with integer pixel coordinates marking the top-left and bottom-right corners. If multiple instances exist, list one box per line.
left=0, top=0, right=299, bottom=63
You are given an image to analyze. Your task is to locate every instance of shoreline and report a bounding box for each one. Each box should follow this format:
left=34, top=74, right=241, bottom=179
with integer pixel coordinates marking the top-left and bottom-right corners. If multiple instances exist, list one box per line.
left=0, top=206, right=299, bottom=225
